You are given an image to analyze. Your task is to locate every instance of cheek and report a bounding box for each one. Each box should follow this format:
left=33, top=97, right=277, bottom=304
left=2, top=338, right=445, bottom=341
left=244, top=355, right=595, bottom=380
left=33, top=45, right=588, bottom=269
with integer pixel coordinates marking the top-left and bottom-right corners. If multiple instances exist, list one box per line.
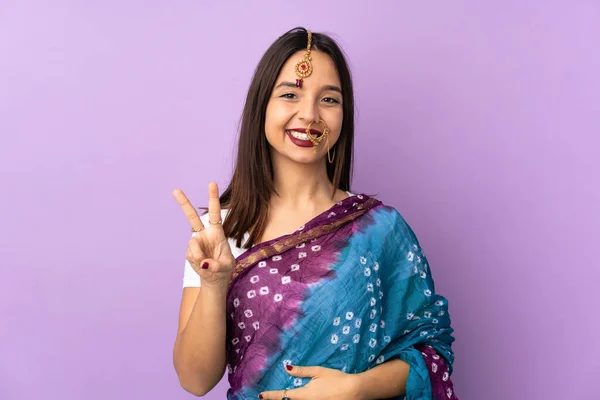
left=326, top=111, right=343, bottom=142
left=328, top=131, right=342, bottom=148
left=264, top=103, right=289, bottom=147
left=265, top=102, right=290, bottom=132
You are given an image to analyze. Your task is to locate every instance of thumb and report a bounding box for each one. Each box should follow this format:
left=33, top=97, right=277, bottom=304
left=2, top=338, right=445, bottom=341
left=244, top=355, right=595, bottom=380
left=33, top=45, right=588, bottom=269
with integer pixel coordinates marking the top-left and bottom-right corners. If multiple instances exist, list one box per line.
left=198, top=259, right=232, bottom=286
left=199, top=258, right=217, bottom=271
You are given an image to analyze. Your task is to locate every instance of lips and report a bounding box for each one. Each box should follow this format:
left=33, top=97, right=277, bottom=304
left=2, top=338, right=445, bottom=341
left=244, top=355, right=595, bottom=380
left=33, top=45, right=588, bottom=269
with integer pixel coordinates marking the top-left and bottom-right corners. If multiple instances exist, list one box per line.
left=286, top=129, right=318, bottom=147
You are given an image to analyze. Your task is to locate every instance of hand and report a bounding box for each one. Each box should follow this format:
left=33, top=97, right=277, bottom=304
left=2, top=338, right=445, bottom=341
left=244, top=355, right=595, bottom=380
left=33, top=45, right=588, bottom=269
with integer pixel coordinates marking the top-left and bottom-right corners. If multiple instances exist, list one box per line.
left=259, top=365, right=364, bottom=400
left=172, top=182, right=236, bottom=287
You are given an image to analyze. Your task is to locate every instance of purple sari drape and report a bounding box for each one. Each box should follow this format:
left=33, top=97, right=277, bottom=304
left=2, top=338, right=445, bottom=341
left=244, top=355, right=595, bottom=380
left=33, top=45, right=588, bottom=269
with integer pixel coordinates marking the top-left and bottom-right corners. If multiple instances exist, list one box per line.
left=222, top=194, right=457, bottom=399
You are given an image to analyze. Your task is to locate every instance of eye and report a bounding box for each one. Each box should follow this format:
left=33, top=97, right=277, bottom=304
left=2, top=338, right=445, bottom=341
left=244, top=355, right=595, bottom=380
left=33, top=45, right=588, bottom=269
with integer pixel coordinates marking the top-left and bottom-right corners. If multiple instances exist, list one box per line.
left=280, top=93, right=297, bottom=99
left=323, top=97, right=341, bottom=104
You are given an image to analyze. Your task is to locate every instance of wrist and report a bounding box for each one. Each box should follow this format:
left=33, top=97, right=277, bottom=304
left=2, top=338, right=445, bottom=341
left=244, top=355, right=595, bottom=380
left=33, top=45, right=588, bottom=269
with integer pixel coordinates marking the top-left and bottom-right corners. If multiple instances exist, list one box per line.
left=199, top=278, right=230, bottom=296
left=354, top=360, right=411, bottom=399
left=351, top=372, right=367, bottom=400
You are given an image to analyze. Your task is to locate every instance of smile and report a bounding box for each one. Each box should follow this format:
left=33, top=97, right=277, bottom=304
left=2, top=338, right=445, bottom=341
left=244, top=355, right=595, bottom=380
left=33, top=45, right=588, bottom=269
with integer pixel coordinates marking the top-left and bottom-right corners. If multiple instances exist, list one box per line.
left=285, top=129, right=322, bottom=148
left=285, top=128, right=323, bottom=140
left=286, top=130, right=310, bottom=141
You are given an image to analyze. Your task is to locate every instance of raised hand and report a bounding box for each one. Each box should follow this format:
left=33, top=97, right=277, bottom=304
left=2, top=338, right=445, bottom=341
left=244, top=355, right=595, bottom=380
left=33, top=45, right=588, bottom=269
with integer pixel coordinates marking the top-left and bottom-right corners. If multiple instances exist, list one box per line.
left=173, top=182, right=236, bottom=287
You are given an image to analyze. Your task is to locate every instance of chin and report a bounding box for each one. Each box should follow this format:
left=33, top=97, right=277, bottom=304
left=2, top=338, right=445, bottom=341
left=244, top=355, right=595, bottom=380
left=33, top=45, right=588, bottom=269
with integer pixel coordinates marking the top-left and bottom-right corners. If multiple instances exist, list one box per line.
left=290, top=154, right=322, bottom=164
left=281, top=150, right=324, bottom=165
left=268, top=141, right=320, bottom=164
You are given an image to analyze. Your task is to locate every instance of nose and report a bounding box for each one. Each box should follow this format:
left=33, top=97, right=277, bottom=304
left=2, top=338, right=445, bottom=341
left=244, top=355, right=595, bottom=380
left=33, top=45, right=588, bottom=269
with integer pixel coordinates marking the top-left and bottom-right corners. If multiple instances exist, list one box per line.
left=297, top=96, right=319, bottom=125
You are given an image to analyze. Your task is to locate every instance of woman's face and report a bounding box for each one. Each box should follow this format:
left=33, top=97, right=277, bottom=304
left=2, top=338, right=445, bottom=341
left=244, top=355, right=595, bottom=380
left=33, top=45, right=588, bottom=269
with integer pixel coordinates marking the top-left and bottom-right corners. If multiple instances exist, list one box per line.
left=265, top=50, right=343, bottom=165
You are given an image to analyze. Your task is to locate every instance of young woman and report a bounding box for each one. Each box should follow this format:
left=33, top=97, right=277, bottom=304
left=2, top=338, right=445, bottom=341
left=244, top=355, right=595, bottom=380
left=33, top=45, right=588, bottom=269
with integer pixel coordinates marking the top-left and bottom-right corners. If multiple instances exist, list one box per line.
left=172, top=27, right=458, bottom=400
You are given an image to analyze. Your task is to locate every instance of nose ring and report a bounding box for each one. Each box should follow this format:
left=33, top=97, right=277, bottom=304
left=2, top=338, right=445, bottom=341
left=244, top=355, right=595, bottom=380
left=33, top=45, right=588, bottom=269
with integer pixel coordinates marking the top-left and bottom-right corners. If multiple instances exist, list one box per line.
left=306, top=119, right=329, bottom=153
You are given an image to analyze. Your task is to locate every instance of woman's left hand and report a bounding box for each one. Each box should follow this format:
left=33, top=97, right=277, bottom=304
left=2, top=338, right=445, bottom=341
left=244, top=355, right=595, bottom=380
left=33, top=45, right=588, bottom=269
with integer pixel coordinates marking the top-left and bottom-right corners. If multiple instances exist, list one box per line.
left=259, top=365, right=363, bottom=400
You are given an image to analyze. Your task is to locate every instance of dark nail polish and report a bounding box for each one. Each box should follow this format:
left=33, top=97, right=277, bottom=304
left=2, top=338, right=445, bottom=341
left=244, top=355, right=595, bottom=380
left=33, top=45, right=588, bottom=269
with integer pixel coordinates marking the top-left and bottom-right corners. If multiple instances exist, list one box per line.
left=201, top=262, right=209, bottom=269
left=259, top=395, right=263, bottom=399
left=286, top=365, right=293, bottom=371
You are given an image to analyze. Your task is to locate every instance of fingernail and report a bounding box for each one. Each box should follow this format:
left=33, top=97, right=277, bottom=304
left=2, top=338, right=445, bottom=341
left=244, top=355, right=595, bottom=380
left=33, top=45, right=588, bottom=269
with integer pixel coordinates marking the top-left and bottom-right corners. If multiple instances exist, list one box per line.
left=286, top=365, right=293, bottom=371
left=201, top=262, right=209, bottom=269
left=258, top=395, right=263, bottom=399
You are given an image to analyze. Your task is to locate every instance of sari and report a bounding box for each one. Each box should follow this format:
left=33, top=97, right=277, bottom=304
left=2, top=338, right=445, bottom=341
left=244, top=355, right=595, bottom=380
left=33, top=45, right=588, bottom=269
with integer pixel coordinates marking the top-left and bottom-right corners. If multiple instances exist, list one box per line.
left=224, top=194, right=457, bottom=399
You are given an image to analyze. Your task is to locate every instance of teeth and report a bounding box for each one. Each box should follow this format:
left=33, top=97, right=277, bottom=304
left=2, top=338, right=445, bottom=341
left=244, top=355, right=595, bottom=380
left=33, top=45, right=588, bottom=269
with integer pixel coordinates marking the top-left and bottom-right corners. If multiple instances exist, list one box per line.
left=288, top=130, right=310, bottom=141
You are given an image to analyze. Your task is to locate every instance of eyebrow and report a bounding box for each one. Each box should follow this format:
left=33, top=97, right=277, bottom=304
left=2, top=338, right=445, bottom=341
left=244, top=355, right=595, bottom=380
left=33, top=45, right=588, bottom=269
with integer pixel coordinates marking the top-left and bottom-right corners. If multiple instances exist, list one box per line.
left=275, top=81, right=342, bottom=94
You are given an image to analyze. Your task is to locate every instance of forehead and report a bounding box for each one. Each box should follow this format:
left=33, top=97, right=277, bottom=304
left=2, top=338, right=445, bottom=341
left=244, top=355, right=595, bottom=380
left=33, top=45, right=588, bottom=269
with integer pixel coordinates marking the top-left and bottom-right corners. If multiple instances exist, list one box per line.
left=276, top=50, right=341, bottom=86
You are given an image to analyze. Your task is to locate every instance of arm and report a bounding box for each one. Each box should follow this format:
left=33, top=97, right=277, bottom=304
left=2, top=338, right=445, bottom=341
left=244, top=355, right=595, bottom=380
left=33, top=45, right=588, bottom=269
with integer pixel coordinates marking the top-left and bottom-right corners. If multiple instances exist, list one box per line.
left=260, top=350, right=455, bottom=400
left=173, top=283, right=228, bottom=396
left=171, top=184, right=235, bottom=396
left=355, top=359, right=410, bottom=399
left=355, top=347, right=457, bottom=400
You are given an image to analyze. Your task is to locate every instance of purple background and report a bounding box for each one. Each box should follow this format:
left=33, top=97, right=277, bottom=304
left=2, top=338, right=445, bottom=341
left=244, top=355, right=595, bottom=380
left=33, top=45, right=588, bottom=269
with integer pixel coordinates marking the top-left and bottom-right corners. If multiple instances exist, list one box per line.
left=1, top=1, right=599, bottom=399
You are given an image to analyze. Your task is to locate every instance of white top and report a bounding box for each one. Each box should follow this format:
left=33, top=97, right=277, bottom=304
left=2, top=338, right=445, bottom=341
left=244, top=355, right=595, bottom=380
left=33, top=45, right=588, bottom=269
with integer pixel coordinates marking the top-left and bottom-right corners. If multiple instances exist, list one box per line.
left=182, top=192, right=354, bottom=288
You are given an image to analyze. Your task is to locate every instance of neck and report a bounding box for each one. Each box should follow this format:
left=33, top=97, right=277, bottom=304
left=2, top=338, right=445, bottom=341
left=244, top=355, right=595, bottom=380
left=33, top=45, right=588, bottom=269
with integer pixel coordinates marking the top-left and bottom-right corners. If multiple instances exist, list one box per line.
left=270, top=152, right=336, bottom=209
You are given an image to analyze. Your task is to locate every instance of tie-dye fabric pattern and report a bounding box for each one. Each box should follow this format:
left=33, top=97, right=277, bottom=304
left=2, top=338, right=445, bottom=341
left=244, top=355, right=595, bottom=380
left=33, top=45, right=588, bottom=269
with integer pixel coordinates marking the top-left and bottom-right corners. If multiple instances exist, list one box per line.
left=224, top=194, right=456, bottom=399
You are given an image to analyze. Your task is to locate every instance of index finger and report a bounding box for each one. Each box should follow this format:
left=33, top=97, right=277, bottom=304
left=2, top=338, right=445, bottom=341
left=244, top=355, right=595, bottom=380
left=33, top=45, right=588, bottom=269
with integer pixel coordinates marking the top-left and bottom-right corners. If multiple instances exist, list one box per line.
left=207, top=182, right=222, bottom=227
left=172, top=188, right=205, bottom=232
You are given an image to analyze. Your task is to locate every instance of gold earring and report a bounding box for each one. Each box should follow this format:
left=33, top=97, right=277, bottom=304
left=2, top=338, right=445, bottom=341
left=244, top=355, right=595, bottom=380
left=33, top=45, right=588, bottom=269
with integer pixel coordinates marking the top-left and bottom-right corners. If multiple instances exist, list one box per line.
left=326, top=134, right=336, bottom=163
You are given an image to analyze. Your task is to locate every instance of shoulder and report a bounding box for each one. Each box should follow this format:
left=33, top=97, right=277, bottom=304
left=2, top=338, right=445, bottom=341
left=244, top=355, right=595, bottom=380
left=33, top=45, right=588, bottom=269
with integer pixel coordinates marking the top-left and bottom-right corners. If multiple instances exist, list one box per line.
left=367, top=203, right=421, bottom=246
left=367, top=202, right=408, bottom=227
left=360, top=204, right=427, bottom=271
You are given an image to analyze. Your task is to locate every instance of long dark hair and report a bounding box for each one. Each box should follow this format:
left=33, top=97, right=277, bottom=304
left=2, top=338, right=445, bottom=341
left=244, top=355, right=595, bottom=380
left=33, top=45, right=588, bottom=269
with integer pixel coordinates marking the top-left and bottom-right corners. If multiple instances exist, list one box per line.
left=219, top=27, right=355, bottom=248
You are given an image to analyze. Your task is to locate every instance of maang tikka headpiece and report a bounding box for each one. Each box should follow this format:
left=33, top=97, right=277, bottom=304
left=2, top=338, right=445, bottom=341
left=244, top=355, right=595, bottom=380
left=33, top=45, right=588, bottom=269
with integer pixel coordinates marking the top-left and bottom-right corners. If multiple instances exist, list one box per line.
left=294, top=30, right=313, bottom=88
left=294, top=30, right=333, bottom=161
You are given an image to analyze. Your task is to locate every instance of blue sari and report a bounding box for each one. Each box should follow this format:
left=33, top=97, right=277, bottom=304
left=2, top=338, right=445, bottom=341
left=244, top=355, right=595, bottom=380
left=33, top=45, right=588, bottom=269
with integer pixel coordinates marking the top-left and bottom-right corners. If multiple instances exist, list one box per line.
left=224, top=194, right=455, bottom=399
